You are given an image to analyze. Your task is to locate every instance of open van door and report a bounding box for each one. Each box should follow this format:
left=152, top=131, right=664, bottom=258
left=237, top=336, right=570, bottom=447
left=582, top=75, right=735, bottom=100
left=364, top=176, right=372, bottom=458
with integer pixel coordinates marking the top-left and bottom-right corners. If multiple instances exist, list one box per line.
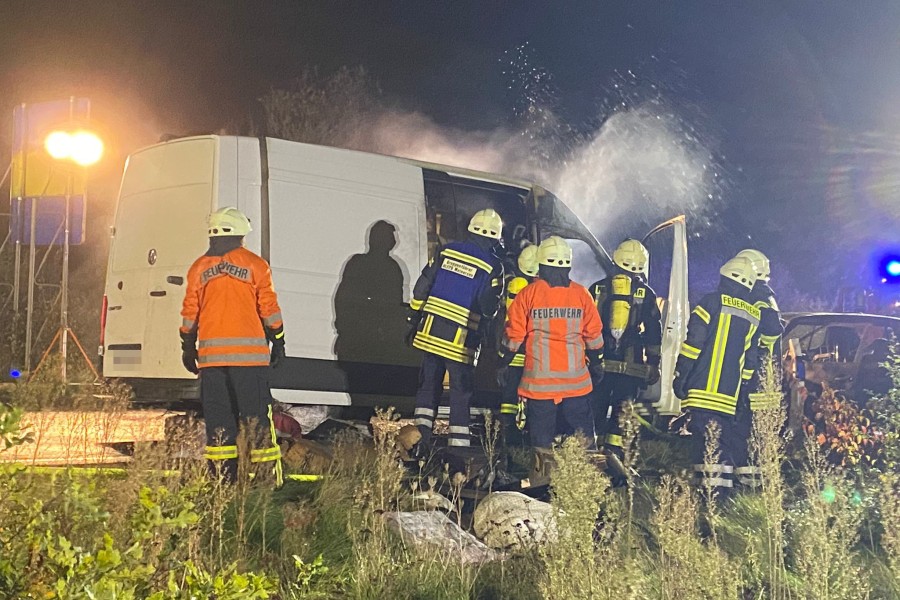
left=640, top=216, right=689, bottom=416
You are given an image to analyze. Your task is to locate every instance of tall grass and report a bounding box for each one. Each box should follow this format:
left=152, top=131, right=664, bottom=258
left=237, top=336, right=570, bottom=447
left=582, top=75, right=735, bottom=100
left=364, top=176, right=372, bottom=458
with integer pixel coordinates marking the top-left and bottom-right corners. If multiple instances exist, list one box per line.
left=749, top=358, right=791, bottom=598
left=3, top=361, right=900, bottom=598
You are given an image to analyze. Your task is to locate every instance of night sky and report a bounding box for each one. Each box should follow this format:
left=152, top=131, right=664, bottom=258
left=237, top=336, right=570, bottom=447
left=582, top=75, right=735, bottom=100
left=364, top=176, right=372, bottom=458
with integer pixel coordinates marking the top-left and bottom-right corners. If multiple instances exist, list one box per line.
left=2, top=1, right=899, bottom=305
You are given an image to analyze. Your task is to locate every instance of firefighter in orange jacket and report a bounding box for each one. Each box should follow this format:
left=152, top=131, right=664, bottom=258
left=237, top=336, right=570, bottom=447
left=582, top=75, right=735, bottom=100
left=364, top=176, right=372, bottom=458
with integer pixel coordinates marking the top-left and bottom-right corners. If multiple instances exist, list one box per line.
left=180, top=207, right=284, bottom=486
left=501, top=236, right=605, bottom=450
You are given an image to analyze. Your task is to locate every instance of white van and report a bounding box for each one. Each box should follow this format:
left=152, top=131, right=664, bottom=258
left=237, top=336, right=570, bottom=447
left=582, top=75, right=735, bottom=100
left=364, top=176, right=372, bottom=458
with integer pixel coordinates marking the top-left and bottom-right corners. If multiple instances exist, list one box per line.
left=101, top=135, right=688, bottom=415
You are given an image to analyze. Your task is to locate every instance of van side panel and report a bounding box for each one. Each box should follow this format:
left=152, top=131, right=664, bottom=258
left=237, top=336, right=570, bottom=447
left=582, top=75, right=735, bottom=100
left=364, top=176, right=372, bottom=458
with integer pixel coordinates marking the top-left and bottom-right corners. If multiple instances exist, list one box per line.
left=265, top=139, right=425, bottom=405
left=103, top=137, right=218, bottom=379
left=216, top=137, right=263, bottom=255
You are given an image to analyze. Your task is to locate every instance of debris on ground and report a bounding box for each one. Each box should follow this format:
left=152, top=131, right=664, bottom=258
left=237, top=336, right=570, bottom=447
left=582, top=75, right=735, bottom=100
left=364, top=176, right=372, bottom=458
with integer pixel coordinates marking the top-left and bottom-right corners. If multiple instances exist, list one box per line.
left=306, top=418, right=371, bottom=442
left=282, top=404, right=338, bottom=434
left=409, top=489, right=455, bottom=512
left=473, top=491, right=557, bottom=551
left=395, top=424, right=421, bottom=461
left=281, top=438, right=333, bottom=473
left=383, top=511, right=503, bottom=566
left=272, top=409, right=303, bottom=440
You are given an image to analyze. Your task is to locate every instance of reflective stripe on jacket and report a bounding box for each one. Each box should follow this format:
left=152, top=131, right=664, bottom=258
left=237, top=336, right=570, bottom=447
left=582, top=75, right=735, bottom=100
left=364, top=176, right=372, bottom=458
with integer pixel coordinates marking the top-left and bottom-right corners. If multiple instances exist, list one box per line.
left=180, top=247, right=282, bottom=368
left=676, top=292, right=760, bottom=415
left=505, top=279, right=604, bottom=402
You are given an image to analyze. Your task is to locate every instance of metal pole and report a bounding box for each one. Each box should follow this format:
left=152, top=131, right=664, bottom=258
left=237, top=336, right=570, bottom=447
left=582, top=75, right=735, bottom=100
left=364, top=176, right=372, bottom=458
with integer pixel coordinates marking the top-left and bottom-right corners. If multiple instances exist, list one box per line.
left=61, top=172, right=71, bottom=382
left=24, top=195, right=36, bottom=371
left=60, top=96, right=76, bottom=382
left=13, top=195, right=21, bottom=316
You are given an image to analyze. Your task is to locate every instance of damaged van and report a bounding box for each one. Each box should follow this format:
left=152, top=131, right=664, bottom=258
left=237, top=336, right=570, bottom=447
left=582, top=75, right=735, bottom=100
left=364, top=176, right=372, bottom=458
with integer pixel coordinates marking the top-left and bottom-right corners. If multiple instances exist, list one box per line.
left=101, top=135, right=688, bottom=416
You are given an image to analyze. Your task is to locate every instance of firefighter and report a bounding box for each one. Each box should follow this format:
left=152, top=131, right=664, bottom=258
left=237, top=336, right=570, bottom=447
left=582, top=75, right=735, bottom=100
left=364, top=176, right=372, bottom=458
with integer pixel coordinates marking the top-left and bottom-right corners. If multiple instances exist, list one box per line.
left=497, top=243, right=539, bottom=446
left=732, top=249, right=784, bottom=489
left=673, top=256, right=759, bottom=497
left=180, top=207, right=285, bottom=487
left=589, top=239, right=662, bottom=457
left=406, top=208, right=505, bottom=450
left=501, top=236, right=605, bottom=454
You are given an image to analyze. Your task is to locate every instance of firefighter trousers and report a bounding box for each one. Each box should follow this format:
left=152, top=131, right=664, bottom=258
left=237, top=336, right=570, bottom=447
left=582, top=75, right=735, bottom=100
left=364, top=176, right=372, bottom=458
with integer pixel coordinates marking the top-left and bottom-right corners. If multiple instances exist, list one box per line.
left=200, top=365, right=283, bottom=487
left=499, top=366, right=525, bottom=446
left=687, top=409, right=741, bottom=496
left=592, top=372, right=642, bottom=454
left=732, top=388, right=760, bottom=489
left=414, top=353, right=474, bottom=447
left=527, top=394, right=596, bottom=450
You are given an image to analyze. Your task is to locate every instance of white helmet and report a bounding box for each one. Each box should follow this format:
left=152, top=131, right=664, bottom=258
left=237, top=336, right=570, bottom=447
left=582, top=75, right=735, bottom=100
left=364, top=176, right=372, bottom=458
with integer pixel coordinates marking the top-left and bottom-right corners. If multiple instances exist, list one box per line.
left=517, top=244, right=539, bottom=277
left=613, top=239, right=649, bottom=275
left=538, top=236, right=573, bottom=267
left=736, top=248, right=770, bottom=282
left=208, top=207, right=251, bottom=237
left=468, top=208, right=502, bottom=240
left=719, top=256, right=757, bottom=291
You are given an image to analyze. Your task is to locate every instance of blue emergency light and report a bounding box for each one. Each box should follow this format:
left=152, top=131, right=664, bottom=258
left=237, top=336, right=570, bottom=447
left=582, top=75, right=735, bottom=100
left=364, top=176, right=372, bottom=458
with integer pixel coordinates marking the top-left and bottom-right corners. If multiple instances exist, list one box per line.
left=879, top=255, right=900, bottom=284
left=9, top=369, right=21, bottom=379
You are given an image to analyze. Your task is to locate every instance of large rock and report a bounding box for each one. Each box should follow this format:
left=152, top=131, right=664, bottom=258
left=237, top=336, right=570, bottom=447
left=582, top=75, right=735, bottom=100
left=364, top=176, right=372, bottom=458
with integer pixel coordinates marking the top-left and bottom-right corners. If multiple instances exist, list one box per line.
left=384, top=511, right=502, bottom=566
left=473, top=491, right=557, bottom=551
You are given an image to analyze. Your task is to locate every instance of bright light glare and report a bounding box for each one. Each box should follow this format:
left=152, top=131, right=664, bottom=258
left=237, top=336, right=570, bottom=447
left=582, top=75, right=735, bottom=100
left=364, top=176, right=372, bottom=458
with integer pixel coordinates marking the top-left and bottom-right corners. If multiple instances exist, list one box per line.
left=70, top=131, right=104, bottom=166
left=887, top=260, right=900, bottom=277
left=44, top=130, right=104, bottom=166
left=44, top=131, right=72, bottom=159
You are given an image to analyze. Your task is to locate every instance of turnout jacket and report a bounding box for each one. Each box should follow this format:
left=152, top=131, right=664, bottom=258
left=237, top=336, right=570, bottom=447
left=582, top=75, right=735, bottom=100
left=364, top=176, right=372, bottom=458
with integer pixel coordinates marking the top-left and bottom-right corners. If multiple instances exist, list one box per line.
left=409, top=240, right=504, bottom=365
left=505, top=279, right=604, bottom=402
left=503, top=274, right=532, bottom=367
left=590, top=273, right=663, bottom=377
left=745, top=281, right=784, bottom=409
left=180, top=246, right=283, bottom=368
left=675, top=286, right=760, bottom=416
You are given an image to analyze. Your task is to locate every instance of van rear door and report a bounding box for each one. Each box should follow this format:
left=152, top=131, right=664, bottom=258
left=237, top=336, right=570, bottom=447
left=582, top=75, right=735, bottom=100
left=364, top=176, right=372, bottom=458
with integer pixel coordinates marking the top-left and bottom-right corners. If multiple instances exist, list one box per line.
left=103, top=137, right=216, bottom=379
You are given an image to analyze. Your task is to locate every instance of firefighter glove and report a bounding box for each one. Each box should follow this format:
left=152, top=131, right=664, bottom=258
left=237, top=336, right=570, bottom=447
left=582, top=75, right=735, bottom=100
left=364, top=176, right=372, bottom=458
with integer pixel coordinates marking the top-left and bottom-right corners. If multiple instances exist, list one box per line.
left=589, top=362, right=605, bottom=385
left=405, top=312, right=420, bottom=347
left=179, top=333, right=199, bottom=375
left=646, top=364, right=661, bottom=386
left=270, top=338, right=286, bottom=368
left=266, top=325, right=286, bottom=368
left=673, top=372, right=687, bottom=400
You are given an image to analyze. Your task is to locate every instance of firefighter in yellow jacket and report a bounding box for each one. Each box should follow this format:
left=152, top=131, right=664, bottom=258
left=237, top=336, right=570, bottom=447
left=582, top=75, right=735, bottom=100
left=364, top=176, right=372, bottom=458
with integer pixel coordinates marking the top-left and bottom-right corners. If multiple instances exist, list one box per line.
left=589, top=239, right=662, bottom=457
left=180, top=207, right=284, bottom=486
left=497, top=243, right=539, bottom=445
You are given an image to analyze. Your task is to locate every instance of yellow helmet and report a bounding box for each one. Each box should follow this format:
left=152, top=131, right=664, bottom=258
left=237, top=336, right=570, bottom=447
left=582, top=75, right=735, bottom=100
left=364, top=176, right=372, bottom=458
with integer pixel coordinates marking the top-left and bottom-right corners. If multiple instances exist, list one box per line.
left=719, top=256, right=757, bottom=291
left=613, top=239, right=649, bottom=275
left=517, top=244, right=539, bottom=277
left=208, top=207, right=251, bottom=237
left=467, top=208, right=503, bottom=240
left=736, top=248, right=770, bottom=282
left=538, top=236, right=573, bottom=267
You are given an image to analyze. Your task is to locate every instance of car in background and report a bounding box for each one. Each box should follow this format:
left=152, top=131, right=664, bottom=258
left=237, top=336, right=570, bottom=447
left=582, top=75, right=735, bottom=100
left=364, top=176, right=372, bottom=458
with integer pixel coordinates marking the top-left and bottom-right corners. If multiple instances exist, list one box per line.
left=782, top=312, right=899, bottom=433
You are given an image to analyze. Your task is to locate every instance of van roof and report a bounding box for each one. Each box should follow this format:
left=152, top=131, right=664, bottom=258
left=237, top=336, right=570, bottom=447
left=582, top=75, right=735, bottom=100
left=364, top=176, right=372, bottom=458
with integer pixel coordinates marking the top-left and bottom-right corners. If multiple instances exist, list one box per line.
left=137, top=134, right=541, bottom=193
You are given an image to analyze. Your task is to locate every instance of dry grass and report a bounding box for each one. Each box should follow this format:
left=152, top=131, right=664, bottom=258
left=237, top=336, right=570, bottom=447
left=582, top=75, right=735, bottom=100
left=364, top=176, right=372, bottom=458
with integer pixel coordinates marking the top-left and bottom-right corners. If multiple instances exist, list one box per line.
left=3, top=367, right=900, bottom=598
